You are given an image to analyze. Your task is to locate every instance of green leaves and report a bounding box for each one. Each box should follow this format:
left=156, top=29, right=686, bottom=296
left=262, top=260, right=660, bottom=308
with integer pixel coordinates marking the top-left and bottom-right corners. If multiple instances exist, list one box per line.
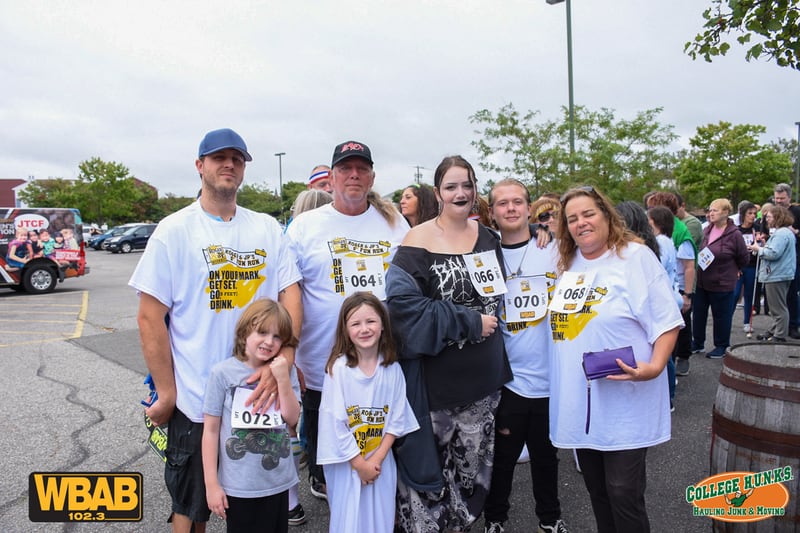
left=686, top=0, right=800, bottom=70
left=470, top=104, right=677, bottom=202
left=675, top=121, right=794, bottom=208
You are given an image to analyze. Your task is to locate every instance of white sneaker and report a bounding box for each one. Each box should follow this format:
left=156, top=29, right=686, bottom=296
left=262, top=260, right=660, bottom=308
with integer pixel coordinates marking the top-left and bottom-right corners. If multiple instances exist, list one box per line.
left=743, top=324, right=752, bottom=333
left=517, top=444, right=530, bottom=464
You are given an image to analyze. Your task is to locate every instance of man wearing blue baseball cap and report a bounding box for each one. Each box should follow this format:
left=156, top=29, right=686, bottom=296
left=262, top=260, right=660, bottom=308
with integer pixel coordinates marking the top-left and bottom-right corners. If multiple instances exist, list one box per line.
left=130, top=128, right=302, bottom=533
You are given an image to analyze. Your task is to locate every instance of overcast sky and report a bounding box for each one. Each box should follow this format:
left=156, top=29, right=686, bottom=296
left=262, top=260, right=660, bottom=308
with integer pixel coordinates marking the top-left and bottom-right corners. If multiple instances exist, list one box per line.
left=1, top=1, right=797, bottom=199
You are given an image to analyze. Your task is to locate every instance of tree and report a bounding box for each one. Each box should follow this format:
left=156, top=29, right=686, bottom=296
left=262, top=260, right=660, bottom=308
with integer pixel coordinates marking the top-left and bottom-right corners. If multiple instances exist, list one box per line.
left=674, top=121, right=793, bottom=207
left=76, top=157, right=156, bottom=225
left=150, top=194, right=195, bottom=221
left=685, top=0, right=800, bottom=70
left=470, top=104, right=677, bottom=202
left=237, top=183, right=283, bottom=218
left=18, top=178, right=80, bottom=208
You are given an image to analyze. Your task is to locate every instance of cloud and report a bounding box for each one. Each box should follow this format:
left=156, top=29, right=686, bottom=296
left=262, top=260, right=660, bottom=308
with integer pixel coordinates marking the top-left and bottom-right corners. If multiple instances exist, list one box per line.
left=1, top=0, right=797, bottom=199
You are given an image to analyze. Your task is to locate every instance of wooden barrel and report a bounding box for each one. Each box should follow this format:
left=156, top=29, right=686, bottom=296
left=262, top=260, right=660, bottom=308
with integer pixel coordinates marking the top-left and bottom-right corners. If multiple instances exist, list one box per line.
left=711, top=342, right=800, bottom=532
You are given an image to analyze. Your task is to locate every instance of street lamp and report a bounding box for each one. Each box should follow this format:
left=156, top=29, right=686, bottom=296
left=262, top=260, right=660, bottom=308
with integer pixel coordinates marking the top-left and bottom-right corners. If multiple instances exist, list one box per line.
left=274, top=152, right=285, bottom=221
left=795, top=122, right=800, bottom=203
left=274, top=152, right=285, bottom=195
left=546, top=0, right=575, bottom=177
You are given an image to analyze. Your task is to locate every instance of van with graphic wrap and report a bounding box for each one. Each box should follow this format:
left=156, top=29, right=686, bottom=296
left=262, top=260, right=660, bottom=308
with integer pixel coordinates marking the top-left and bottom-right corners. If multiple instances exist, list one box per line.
left=0, top=208, right=89, bottom=293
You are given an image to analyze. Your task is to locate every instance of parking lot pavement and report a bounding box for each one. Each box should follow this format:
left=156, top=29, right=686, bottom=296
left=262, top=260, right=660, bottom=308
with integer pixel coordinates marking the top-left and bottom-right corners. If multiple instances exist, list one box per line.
left=2, top=250, right=797, bottom=532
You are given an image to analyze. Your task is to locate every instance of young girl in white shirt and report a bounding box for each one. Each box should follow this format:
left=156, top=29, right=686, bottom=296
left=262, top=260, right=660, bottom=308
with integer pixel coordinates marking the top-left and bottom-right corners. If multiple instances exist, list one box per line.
left=317, top=292, right=419, bottom=533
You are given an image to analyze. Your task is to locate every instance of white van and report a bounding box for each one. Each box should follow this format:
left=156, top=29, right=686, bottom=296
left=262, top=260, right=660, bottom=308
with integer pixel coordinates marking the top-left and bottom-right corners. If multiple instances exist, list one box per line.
left=1, top=207, right=90, bottom=293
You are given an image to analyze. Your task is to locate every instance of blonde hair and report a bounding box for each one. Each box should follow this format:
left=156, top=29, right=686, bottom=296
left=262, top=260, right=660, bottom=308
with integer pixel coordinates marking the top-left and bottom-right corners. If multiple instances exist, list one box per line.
left=233, top=299, right=297, bottom=362
left=709, top=198, right=732, bottom=214
left=292, top=189, right=333, bottom=217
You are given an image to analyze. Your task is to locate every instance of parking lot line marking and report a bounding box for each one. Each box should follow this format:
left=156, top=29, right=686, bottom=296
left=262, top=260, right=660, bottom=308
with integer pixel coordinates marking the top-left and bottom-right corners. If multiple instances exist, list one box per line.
left=71, top=290, right=88, bottom=339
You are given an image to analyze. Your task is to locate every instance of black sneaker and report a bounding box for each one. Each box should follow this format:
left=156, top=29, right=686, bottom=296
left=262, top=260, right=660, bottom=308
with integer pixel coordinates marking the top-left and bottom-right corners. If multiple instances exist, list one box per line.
left=288, top=504, right=307, bottom=526
left=309, top=476, right=327, bottom=501
left=538, top=520, right=569, bottom=533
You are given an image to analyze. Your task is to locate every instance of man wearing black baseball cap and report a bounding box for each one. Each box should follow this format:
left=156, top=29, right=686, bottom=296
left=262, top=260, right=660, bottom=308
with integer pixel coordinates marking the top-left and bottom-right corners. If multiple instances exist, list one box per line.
left=286, top=140, right=409, bottom=504
left=130, top=128, right=301, bottom=533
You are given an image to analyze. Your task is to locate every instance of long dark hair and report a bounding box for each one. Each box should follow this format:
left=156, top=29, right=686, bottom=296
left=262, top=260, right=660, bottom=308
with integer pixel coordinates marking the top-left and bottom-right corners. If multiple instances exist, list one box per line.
left=616, top=201, right=659, bottom=260
left=403, top=184, right=438, bottom=226
left=325, top=292, right=397, bottom=374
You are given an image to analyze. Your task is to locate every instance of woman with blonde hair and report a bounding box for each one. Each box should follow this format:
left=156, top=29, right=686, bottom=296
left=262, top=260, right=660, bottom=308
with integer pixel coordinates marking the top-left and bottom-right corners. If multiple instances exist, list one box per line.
left=692, top=198, right=749, bottom=359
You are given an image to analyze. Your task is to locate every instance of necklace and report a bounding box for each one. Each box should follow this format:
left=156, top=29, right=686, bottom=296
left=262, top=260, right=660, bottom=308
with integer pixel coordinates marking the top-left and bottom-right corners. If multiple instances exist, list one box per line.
left=503, top=239, right=531, bottom=279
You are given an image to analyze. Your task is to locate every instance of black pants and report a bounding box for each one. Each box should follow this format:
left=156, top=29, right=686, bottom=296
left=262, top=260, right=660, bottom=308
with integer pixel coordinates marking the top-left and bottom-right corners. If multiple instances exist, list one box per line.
left=577, top=448, right=649, bottom=533
left=226, top=491, right=288, bottom=533
left=301, top=388, right=325, bottom=483
left=673, top=305, right=692, bottom=360
left=484, top=389, right=561, bottom=525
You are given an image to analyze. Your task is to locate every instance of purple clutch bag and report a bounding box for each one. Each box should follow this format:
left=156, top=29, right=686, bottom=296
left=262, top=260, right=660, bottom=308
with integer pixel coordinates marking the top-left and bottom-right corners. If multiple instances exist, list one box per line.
left=582, top=346, right=636, bottom=380
left=581, top=346, right=637, bottom=433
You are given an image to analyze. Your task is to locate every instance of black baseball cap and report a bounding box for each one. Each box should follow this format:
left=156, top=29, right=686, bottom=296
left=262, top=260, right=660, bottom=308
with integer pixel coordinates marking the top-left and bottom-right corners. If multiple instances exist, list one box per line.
left=331, top=140, right=373, bottom=167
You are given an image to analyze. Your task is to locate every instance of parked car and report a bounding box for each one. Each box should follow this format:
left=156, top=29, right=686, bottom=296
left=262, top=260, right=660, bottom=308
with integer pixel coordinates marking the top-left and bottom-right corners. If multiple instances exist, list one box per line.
left=89, top=224, right=141, bottom=250
left=105, top=224, right=157, bottom=253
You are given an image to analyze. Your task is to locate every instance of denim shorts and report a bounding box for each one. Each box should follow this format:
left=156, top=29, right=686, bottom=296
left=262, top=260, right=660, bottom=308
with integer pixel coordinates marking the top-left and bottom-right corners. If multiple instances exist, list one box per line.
left=165, top=409, right=211, bottom=523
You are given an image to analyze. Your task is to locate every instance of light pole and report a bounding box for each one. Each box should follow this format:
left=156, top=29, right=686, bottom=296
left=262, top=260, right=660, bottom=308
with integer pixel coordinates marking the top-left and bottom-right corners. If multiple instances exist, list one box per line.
left=274, top=152, right=285, bottom=221
left=795, top=122, right=800, bottom=203
left=546, top=0, right=575, bottom=177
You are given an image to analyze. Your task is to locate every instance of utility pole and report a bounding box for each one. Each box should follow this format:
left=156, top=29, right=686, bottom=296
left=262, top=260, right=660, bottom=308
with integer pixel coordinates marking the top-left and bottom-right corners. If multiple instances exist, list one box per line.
left=274, top=152, right=285, bottom=222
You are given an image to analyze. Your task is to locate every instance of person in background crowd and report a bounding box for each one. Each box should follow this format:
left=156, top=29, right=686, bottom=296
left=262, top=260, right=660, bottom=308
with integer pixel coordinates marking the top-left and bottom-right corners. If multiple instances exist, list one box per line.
left=692, top=198, right=749, bottom=359
left=285, top=140, right=409, bottom=507
left=386, top=155, right=511, bottom=532
left=674, top=192, right=703, bottom=248
left=471, top=195, right=495, bottom=228
left=753, top=202, right=774, bottom=316
left=647, top=205, right=684, bottom=412
left=771, top=183, right=800, bottom=339
left=483, top=178, right=568, bottom=533
left=307, top=165, right=333, bottom=193
left=399, top=183, right=437, bottom=227
left=530, top=197, right=561, bottom=238
left=130, top=128, right=302, bottom=533
left=749, top=205, right=797, bottom=342
left=551, top=186, right=682, bottom=533
left=646, top=192, right=697, bottom=376
left=732, top=201, right=759, bottom=336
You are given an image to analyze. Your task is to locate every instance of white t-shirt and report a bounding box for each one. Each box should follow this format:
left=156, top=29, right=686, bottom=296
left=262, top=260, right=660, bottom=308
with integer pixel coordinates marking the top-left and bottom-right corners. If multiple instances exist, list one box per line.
left=129, top=201, right=301, bottom=422
left=286, top=204, right=408, bottom=390
left=548, top=243, right=684, bottom=450
left=318, top=355, right=419, bottom=533
left=499, top=238, right=558, bottom=398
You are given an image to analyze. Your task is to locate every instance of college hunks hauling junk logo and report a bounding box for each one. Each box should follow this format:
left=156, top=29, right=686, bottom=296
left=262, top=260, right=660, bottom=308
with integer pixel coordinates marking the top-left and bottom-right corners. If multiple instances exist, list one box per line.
left=686, top=467, right=792, bottom=523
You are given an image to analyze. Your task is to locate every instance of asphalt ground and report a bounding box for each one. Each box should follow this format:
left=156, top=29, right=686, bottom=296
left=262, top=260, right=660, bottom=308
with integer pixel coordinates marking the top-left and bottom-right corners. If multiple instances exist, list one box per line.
left=0, top=248, right=797, bottom=532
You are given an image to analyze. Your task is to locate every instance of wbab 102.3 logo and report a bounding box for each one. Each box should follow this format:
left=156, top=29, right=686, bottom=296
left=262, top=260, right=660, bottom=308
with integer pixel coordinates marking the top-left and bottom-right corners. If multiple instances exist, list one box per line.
left=686, top=466, right=792, bottom=523
left=28, top=472, right=142, bottom=522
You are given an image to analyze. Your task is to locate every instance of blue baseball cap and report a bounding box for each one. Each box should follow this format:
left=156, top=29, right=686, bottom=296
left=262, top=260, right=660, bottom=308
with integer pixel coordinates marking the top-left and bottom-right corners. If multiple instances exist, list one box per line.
left=198, top=128, right=252, bottom=161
